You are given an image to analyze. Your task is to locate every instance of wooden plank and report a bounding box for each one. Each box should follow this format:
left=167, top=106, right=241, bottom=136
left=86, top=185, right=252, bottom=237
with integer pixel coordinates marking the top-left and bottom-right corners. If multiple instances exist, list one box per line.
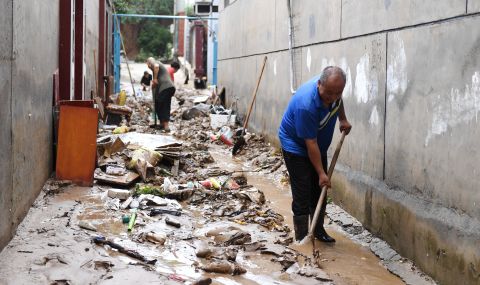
left=94, top=171, right=140, bottom=187
left=56, top=105, right=98, bottom=186
left=94, top=96, right=105, bottom=119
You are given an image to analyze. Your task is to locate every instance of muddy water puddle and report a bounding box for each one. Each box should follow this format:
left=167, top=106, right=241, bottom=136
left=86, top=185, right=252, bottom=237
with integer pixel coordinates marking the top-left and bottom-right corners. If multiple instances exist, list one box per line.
left=210, top=146, right=405, bottom=285
left=59, top=184, right=305, bottom=284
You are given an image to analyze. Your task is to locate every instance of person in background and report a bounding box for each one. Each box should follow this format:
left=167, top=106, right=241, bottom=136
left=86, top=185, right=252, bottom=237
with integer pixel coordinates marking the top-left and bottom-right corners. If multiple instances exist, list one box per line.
left=168, top=62, right=180, bottom=82
left=140, top=71, right=153, bottom=91
left=147, top=57, right=176, bottom=132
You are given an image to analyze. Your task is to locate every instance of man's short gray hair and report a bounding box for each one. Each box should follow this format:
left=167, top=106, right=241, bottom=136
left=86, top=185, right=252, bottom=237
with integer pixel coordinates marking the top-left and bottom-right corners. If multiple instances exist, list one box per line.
left=319, top=66, right=346, bottom=85
left=146, top=57, right=156, bottom=66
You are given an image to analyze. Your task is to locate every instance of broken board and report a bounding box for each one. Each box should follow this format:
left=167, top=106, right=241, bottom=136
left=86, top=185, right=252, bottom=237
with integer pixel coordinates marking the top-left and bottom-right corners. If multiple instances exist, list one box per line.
left=56, top=105, right=98, bottom=186
left=94, top=171, right=140, bottom=187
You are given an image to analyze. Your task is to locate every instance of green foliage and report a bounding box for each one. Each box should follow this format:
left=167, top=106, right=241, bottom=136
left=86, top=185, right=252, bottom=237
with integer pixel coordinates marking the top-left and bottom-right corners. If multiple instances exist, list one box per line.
left=137, top=20, right=172, bottom=60
left=113, top=0, right=173, bottom=15
left=185, top=4, right=194, bottom=16
left=113, top=0, right=174, bottom=60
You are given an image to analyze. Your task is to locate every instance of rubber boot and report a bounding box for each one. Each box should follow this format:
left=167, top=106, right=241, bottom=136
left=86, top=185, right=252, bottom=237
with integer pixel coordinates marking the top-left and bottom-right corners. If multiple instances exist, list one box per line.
left=293, top=215, right=309, bottom=241
left=311, top=200, right=336, bottom=243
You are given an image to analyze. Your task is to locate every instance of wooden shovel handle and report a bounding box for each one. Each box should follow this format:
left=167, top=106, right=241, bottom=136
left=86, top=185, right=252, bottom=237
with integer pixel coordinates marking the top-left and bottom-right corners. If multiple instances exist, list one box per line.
left=309, top=131, right=347, bottom=235
left=242, top=56, right=268, bottom=131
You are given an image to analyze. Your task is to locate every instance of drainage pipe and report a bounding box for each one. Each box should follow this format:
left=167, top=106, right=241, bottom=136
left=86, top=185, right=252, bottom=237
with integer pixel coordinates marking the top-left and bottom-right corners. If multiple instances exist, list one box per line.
left=287, top=0, right=296, bottom=94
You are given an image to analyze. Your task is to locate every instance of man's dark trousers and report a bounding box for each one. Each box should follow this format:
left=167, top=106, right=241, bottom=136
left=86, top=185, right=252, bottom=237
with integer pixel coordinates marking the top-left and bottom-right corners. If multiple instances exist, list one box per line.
left=282, top=149, right=328, bottom=240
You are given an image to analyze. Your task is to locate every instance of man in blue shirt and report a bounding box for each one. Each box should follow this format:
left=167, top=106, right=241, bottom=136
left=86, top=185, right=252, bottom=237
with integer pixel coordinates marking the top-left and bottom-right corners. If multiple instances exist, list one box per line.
left=279, top=66, right=352, bottom=242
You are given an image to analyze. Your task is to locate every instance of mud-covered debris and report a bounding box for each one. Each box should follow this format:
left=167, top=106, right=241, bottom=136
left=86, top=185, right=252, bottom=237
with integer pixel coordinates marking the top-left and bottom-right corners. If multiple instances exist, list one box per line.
left=105, top=165, right=126, bottom=176
left=155, top=143, right=182, bottom=163
left=107, top=188, right=131, bottom=200
left=269, top=161, right=283, bottom=173
left=242, top=241, right=265, bottom=252
left=196, top=246, right=237, bottom=261
left=94, top=169, right=140, bottom=187
left=223, top=178, right=240, bottom=190
left=149, top=208, right=181, bottom=217
left=274, top=256, right=297, bottom=271
left=34, top=254, right=69, bottom=266
left=98, top=137, right=127, bottom=157
left=139, top=194, right=168, bottom=206
left=235, top=188, right=265, bottom=204
left=78, top=220, right=97, bottom=231
left=196, top=168, right=229, bottom=178
left=260, top=244, right=286, bottom=257
left=145, top=232, right=167, bottom=245
left=165, top=189, right=195, bottom=201
left=275, top=236, right=294, bottom=246
left=93, top=260, right=114, bottom=271
left=200, top=261, right=246, bottom=275
left=165, top=216, right=181, bottom=228
left=104, top=198, right=120, bottom=210
left=129, top=199, right=140, bottom=209
left=42, top=179, right=73, bottom=195
left=50, top=279, right=71, bottom=285
left=121, top=196, right=133, bottom=209
left=192, top=277, right=212, bottom=285
left=195, top=247, right=213, bottom=258
left=127, top=148, right=162, bottom=180
left=231, top=172, right=247, bottom=186
left=135, top=184, right=195, bottom=201
left=92, top=236, right=156, bottom=265
left=182, top=106, right=208, bottom=120
left=298, top=265, right=332, bottom=281
left=223, top=247, right=238, bottom=261
left=190, top=142, right=209, bottom=151
left=224, top=231, right=252, bottom=246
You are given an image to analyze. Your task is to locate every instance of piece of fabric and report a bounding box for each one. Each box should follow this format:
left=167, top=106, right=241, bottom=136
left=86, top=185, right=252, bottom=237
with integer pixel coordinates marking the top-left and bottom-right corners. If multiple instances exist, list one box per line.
left=278, top=76, right=341, bottom=156
left=155, top=87, right=175, bottom=121
left=282, top=149, right=327, bottom=217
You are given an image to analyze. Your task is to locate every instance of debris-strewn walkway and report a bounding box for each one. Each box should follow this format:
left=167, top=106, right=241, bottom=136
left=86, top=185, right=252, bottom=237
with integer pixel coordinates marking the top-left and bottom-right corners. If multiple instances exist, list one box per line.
left=0, top=63, right=436, bottom=285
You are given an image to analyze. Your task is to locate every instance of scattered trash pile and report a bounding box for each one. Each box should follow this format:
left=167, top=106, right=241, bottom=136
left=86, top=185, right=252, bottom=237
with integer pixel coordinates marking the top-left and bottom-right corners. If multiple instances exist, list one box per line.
left=45, top=87, right=331, bottom=284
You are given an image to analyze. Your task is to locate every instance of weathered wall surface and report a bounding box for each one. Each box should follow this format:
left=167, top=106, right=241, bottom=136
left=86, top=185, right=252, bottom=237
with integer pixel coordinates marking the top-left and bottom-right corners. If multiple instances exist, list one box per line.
left=0, top=0, right=59, bottom=249
left=0, top=0, right=14, bottom=250
left=85, top=0, right=100, bottom=99
left=218, top=1, right=480, bottom=284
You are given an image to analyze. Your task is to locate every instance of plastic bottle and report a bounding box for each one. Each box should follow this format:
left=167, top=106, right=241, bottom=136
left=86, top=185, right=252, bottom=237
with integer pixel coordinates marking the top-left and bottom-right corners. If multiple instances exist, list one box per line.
left=118, top=90, right=127, bottom=106
left=219, top=126, right=233, bottom=146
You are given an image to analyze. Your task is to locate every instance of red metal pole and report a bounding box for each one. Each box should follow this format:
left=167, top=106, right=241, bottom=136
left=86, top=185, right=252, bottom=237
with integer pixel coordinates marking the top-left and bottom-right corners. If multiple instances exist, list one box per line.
left=59, top=0, right=72, bottom=101
left=74, top=0, right=84, bottom=100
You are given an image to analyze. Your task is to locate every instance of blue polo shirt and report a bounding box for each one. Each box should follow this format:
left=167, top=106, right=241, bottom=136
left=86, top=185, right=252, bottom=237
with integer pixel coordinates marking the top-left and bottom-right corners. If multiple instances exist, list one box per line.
left=278, top=76, right=341, bottom=157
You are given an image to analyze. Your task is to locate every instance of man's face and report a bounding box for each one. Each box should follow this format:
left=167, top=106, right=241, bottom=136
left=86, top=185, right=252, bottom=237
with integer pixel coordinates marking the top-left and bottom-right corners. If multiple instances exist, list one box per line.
left=318, top=75, right=345, bottom=105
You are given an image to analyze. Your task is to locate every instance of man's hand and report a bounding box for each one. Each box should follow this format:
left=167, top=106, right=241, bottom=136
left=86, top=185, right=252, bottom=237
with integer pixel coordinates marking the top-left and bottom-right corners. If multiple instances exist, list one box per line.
left=339, top=119, right=352, bottom=135
left=319, top=172, right=331, bottom=188
left=152, top=79, right=158, bottom=89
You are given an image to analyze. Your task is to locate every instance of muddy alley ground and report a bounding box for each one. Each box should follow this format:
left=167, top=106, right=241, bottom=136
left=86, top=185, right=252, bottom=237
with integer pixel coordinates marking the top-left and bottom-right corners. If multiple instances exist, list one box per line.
left=0, top=63, right=437, bottom=285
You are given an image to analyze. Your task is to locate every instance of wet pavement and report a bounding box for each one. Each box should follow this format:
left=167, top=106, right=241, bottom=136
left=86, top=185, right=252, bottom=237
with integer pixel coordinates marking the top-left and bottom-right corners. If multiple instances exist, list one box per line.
left=0, top=62, right=437, bottom=285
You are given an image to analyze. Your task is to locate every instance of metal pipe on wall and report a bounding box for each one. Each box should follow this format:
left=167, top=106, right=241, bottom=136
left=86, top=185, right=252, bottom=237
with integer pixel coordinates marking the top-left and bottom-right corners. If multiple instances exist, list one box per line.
left=287, top=0, right=296, bottom=94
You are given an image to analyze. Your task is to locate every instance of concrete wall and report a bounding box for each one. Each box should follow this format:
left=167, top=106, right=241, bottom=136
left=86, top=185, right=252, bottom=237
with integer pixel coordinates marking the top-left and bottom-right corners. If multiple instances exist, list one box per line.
left=0, top=0, right=14, bottom=251
left=85, top=0, right=100, bottom=99
left=218, top=1, right=480, bottom=284
left=0, top=0, right=59, bottom=249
